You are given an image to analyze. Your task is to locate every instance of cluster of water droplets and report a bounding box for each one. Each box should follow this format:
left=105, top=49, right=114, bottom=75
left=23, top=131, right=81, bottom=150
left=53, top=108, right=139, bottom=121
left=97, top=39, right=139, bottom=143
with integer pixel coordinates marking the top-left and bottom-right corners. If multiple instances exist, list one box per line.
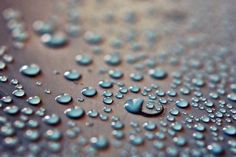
left=0, top=0, right=236, bottom=157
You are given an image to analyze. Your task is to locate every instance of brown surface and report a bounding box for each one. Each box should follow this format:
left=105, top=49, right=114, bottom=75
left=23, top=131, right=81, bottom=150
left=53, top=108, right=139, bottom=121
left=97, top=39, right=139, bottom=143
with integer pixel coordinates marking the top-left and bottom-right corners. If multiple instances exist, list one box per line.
left=0, top=0, right=236, bottom=157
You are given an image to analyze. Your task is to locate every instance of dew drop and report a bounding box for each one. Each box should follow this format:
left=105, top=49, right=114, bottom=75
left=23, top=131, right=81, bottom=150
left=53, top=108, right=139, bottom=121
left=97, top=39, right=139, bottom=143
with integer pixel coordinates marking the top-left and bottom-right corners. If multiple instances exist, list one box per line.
left=90, top=136, right=109, bottom=150
left=64, top=70, right=81, bottom=81
left=64, top=106, right=85, bottom=119
left=55, top=93, right=72, bottom=104
left=81, top=87, right=97, bottom=97
left=176, top=99, right=189, bottom=108
left=20, top=64, right=41, bottom=77
left=149, top=68, right=167, bottom=80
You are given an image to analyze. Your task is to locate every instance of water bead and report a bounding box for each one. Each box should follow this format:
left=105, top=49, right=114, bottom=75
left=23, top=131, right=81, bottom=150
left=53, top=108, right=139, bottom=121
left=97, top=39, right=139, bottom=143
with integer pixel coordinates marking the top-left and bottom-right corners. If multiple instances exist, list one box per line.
left=1, top=96, right=13, bottom=104
left=207, top=143, right=224, bottom=155
left=104, top=54, right=121, bottom=66
left=75, top=54, right=93, bottom=66
left=173, top=136, right=186, bottom=146
left=3, top=106, right=19, bottom=116
left=129, top=86, right=140, bottom=93
left=0, top=61, right=6, bottom=70
left=129, top=135, right=144, bottom=145
left=166, top=146, right=179, bottom=156
left=41, top=32, right=68, bottom=48
left=103, top=91, right=113, bottom=97
left=192, top=78, right=205, bottom=87
left=149, top=69, right=167, bottom=80
left=64, top=70, right=81, bottom=81
left=142, top=103, right=164, bottom=117
left=90, top=136, right=109, bottom=150
left=108, top=69, right=123, bottom=79
left=64, top=106, right=85, bottom=119
left=130, top=73, right=143, bottom=81
left=0, top=125, right=15, bottom=136
left=55, top=93, right=72, bottom=104
left=84, top=31, right=103, bottom=45
left=223, top=125, right=236, bottom=136
left=111, top=121, right=124, bottom=130
left=99, top=80, right=113, bottom=88
left=12, top=89, right=25, bottom=97
left=119, top=87, right=128, bottom=94
left=167, top=90, right=177, bottom=97
left=227, top=93, right=236, bottom=102
left=0, top=75, right=8, bottom=82
left=47, top=141, right=62, bottom=152
left=230, top=84, right=236, bottom=93
left=43, top=114, right=61, bottom=125
left=3, top=137, right=18, bottom=147
left=180, top=87, right=191, bottom=95
left=171, top=122, right=183, bottom=131
left=169, top=108, right=180, bottom=116
left=20, top=64, right=41, bottom=77
left=99, top=114, right=109, bottom=121
left=45, top=129, right=62, bottom=141
left=176, top=99, right=189, bottom=108
left=24, top=129, right=40, bottom=141
left=87, top=110, right=99, bottom=118
left=124, top=98, right=143, bottom=114
left=103, top=97, right=113, bottom=105
left=112, top=130, right=124, bottom=139
left=33, top=20, right=54, bottom=35
left=143, top=121, right=157, bottom=131
left=81, top=87, right=97, bottom=97
left=153, top=141, right=165, bottom=150
left=27, top=96, right=41, bottom=106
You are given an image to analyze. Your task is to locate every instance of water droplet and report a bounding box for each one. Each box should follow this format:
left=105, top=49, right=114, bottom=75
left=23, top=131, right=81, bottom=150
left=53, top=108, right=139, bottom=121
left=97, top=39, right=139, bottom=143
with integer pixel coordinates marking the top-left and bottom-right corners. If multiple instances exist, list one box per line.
left=81, top=87, right=97, bottom=97
left=43, top=114, right=61, bottom=125
left=108, top=69, right=123, bottom=79
left=55, top=93, right=72, bottom=104
left=130, top=73, right=143, bottom=82
left=41, top=32, right=68, bottom=48
left=111, top=121, right=124, bottom=130
left=33, top=20, right=54, bottom=35
left=84, top=31, right=103, bottom=45
left=45, top=129, right=62, bottom=141
left=1, top=96, right=13, bottom=104
left=207, top=143, right=224, bottom=155
left=104, top=54, right=121, bottom=66
left=176, top=99, right=189, bottom=108
left=3, top=105, right=19, bottom=115
left=90, top=136, right=109, bottom=150
left=27, top=96, right=41, bottom=106
left=227, top=93, right=236, bottom=102
left=12, top=89, right=25, bottom=97
left=75, top=54, right=93, bottom=66
left=149, top=68, right=167, bottom=80
left=99, top=80, right=113, bottom=88
left=124, top=98, right=143, bottom=114
left=64, top=106, right=85, bottom=119
left=129, top=135, right=144, bottom=145
left=20, top=64, right=41, bottom=77
left=223, top=125, right=236, bottom=136
left=64, top=70, right=81, bottom=81
left=142, top=103, right=164, bottom=117
left=103, top=97, right=113, bottom=105
left=143, top=121, right=157, bottom=131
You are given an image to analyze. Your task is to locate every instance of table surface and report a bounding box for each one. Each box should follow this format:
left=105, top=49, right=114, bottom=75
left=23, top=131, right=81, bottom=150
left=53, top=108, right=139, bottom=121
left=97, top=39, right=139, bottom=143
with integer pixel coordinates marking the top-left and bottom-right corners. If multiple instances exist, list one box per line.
left=0, top=0, right=236, bottom=157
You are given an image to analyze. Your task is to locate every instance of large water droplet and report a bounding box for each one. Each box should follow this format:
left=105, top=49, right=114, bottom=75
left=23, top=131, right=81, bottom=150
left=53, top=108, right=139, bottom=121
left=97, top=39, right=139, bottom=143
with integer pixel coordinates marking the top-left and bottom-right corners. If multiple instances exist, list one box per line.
left=81, top=87, right=97, bottom=97
left=20, top=64, right=41, bottom=77
left=55, top=93, right=72, bottom=104
left=64, top=106, right=85, bottom=119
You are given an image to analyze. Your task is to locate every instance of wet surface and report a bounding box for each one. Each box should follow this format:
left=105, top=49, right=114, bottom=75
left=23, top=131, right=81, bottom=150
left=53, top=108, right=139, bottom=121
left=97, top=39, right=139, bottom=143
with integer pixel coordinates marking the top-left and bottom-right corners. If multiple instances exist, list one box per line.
left=0, top=0, right=236, bottom=157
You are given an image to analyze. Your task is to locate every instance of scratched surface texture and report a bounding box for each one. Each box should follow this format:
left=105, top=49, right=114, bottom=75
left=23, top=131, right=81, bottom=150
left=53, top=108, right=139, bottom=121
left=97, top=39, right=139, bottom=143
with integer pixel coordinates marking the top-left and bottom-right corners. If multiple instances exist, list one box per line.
left=0, top=0, right=236, bottom=157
